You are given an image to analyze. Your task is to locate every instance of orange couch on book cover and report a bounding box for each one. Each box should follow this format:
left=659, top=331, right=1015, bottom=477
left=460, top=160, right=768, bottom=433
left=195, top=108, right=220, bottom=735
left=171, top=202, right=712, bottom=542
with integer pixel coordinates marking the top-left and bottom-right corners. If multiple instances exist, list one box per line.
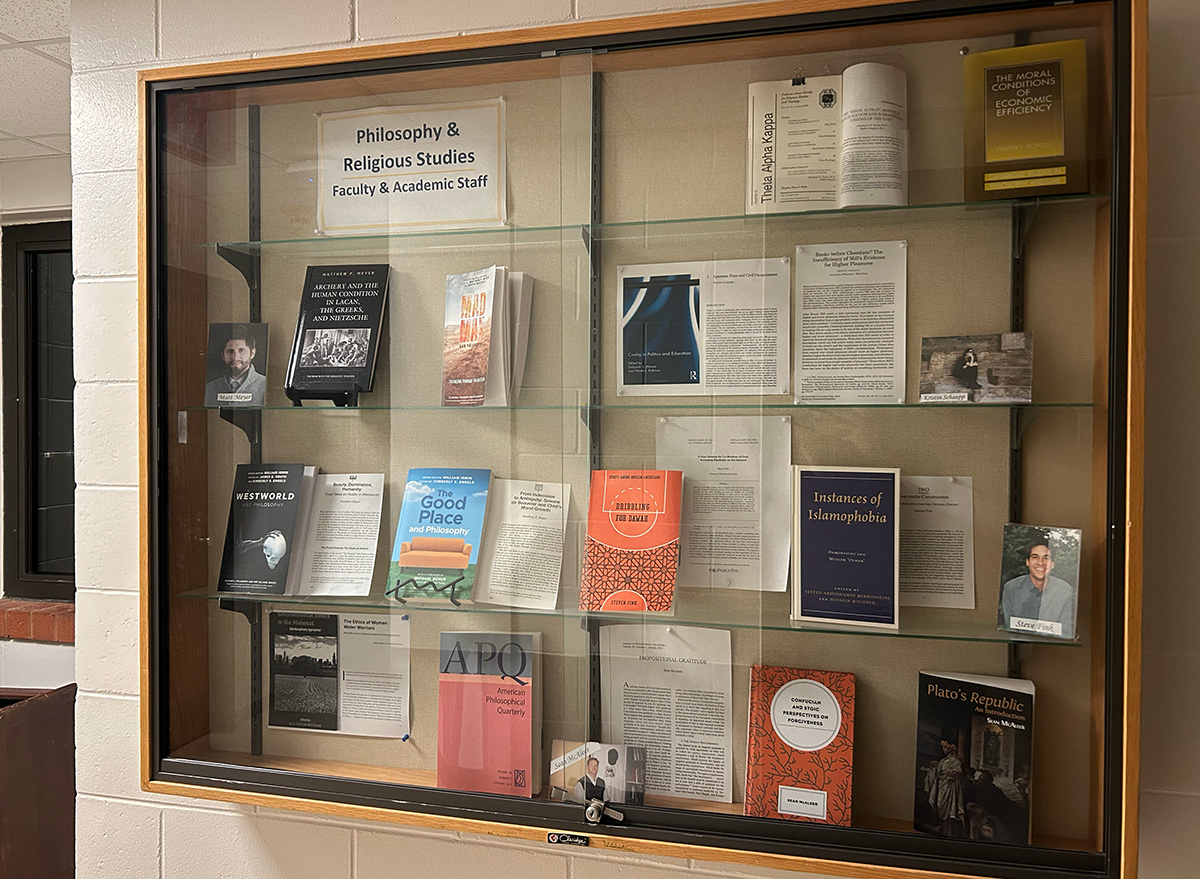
left=578, top=469, right=683, bottom=612
left=744, top=664, right=855, bottom=826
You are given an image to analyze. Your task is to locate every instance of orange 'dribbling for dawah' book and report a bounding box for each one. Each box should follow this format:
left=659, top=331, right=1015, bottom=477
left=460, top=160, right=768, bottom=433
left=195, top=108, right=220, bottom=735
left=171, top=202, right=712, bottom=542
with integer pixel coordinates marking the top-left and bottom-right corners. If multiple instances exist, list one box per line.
left=578, top=470, right=682, bottom=613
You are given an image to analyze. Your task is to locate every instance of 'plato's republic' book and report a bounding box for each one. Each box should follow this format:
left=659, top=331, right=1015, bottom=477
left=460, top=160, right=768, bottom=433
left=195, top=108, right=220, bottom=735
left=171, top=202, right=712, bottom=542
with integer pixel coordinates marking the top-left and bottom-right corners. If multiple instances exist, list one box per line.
left=963, top=40, right=1088, bottom=201
left=915, top=671, right=1034, bottom=844
left=387, top=468, right=491, bottom=604
left=791, top=465, right=900, bottom=628
left=437, top=631, right=540, bottom=797
left=745, top=665, right=855, bottom=826
left=578, top=469, right=683, bottom=613
left=217, top=463, right=310, bottom=595
left=285, top=264, right=390, bottom=402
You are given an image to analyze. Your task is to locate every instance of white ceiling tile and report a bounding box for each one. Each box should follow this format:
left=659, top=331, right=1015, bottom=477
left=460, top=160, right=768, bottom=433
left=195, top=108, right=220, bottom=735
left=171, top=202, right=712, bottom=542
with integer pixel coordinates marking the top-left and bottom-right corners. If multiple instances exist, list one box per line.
left=0, top=49, right=69, bottom=137
left=0, top=0, right=69, bottom=41
left=28, top=134, right=69, bottom=154
left=33, top=40, right=69, bottom=64
left=0, top=138, right=57, bottom=160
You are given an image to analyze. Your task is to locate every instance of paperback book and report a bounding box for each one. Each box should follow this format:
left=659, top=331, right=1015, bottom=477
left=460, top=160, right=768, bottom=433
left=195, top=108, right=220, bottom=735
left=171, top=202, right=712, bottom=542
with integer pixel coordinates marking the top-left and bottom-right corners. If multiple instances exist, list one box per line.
left=217, top=463, right=310, bottom=595
left=747, top=63, right=907, bottom=213
left=285, top=264, right=390, bottom=404
left=915, top=671, right=1034, bottom=843
left=387, top=468, right=491, bottom=604
left=437, top=631, right=541, bottom=797
left=269, top=611, right=410, bottom=737
left=745, top=665, right=855, bottom=825
left=440, top=267, right=533, bottom=407
left=791, top=465, right=900, bottom=628
left=963, top=40, right=1088, bottom=201
left=578, top=469, right=683, bottom=612
left=549, top=740, right=647, bottom=805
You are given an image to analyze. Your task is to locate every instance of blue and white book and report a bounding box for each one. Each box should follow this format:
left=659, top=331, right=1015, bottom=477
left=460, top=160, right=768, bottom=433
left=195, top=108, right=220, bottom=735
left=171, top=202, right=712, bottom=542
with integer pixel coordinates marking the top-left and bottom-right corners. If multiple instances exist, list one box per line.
left=387, top=468, right=491, bottom=605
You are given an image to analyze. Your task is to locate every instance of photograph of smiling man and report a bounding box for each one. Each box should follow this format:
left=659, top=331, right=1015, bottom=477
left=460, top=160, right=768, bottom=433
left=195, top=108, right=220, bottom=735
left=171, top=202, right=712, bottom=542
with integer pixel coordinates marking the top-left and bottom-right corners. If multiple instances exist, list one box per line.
left=204, top=322, right=269, bottom=406
left=997, top=523, right=1082, bottom=640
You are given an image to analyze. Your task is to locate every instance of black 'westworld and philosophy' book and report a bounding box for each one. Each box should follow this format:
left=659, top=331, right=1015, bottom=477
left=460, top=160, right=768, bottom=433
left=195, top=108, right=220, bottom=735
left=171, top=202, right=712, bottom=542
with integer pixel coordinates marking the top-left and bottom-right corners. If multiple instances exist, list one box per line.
left=217, top=463, right=310, bottom=594
left=285, top=264, right=391, bottom=405
left=914, top=671, right=1035, bottom=845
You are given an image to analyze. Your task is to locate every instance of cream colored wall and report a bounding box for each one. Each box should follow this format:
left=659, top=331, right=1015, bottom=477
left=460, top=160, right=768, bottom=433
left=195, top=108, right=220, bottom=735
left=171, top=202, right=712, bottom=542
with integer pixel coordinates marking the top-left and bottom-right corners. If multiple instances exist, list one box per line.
left=69, top=0, right=1191, bottom=877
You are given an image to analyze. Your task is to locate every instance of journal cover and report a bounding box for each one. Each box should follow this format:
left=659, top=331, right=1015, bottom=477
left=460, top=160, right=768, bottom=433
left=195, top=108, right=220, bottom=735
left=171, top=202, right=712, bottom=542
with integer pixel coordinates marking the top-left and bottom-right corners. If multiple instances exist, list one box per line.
left=915, top=671, right=1034, bottom=843
left=744, top=665, right=855, bottom=825
left=387, top=468, right=491, bottom=604
left=217, top=463, right=309, bottom=595
left=964, top=40, right=1088, bottom=200
left=437, top=632, right=539, bottom=797
left=285, top=264, right=390, bottom=401
left=791, top=465, right=900, bottom=628
left=578, top=469, right=683, bottom=612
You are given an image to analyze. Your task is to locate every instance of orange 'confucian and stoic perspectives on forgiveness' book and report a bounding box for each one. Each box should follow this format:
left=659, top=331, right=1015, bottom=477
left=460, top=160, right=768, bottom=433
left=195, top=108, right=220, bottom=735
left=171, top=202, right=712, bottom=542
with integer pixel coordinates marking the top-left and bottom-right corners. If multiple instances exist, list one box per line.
left=744, top=664, right=856, bottom=826
left=578, top=470, right=683, bottom=613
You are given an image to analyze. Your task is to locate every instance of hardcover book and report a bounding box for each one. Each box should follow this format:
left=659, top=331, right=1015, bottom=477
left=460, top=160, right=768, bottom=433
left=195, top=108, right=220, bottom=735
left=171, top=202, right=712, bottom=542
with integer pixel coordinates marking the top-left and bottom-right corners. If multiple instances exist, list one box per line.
left=578, top=469, right=683, bottom=612
left=437, top=631, right=540, bottom=797
left=549, top=740, right=647, bottom=805
left=915, top=671, right=1034, bottom=844
left=217, top=463, right=310, bottom=595
left=387, top=468, right=491, bottom=604
left=791, top=465, right=900, bottom=628
left=745, top=665, right=855, bottom=825
left=285, top=264, right=390, bottom=403
left=963, top=40, right=1088, bottom=201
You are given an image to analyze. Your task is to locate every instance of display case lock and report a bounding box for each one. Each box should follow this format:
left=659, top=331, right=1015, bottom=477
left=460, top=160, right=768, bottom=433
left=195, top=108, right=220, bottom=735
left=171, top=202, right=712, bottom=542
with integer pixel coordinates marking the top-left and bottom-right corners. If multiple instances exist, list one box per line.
left=550, top=788, right=625, bottom=825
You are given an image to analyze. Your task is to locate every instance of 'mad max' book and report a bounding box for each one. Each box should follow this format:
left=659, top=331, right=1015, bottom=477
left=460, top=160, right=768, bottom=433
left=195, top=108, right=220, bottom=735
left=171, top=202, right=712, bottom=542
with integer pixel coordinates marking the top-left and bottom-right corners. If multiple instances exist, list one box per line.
left=579, top=469, right=683, bottom=613
left=285, top=264, right=390, bottom=403
left=745, top=665, right=855, bottom=826
left=440, top=266, right=534, bottom=407
left=437, top=631, right=541, bottom=797
left=791, top=465, right=900, bottom=628
left=963, top=40, right=1088, bottom=201
left=387, top=468, right=491, bottom=604
left=915, top=671, right=1034, bottom=844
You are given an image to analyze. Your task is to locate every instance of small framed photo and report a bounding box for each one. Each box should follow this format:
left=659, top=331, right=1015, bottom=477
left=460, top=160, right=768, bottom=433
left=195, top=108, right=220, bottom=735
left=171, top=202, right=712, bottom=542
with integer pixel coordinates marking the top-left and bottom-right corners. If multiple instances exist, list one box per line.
left=997, top=523, right=1082, bottom=640
left=919, top=333, right=1032, bottom=403
left=204, top=322, right=269, bottom=407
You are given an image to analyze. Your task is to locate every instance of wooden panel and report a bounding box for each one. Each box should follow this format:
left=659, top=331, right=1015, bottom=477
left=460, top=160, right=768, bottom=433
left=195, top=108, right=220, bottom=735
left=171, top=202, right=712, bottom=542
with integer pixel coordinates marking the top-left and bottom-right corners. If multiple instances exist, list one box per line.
left=0, top=685, right=75, bottom=879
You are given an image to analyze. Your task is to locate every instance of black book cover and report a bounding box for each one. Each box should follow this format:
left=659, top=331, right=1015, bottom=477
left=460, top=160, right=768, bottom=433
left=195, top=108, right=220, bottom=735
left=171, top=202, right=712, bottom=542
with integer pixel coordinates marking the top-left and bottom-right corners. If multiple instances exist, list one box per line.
left=914, top=671, right=1034, bottom=844
left=269, top=611, right=339, bottom=731
left=217, top=463, right=308, bottom=594
left=285, top=264, right=390, bottom=397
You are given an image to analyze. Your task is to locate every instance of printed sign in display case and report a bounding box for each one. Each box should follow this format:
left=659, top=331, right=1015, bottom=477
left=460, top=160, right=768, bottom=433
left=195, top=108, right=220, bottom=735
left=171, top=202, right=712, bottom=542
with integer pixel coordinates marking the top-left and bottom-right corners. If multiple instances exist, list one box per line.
left=140, top=1, right=1146, bottom=877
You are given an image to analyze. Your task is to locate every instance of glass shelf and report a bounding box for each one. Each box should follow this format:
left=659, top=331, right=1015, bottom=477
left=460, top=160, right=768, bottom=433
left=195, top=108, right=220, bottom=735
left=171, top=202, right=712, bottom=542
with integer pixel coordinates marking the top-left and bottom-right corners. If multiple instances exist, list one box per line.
left=182, top=398, right=1098, bottom=413
left=183, top=587, right=1081, bottom=646
left=200, top=192, right=1111, bottom=255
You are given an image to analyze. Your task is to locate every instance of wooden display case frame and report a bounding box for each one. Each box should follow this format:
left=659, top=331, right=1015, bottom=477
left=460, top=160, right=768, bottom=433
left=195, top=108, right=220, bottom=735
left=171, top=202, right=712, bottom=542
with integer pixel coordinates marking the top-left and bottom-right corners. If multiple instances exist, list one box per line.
left=137, top=1, right=1146, bottom=877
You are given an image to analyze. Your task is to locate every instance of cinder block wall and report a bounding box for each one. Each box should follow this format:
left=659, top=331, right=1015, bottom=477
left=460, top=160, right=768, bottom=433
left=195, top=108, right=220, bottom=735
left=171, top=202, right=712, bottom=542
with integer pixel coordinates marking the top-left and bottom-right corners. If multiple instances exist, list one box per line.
left=70, top=0, right=1195, bottom=876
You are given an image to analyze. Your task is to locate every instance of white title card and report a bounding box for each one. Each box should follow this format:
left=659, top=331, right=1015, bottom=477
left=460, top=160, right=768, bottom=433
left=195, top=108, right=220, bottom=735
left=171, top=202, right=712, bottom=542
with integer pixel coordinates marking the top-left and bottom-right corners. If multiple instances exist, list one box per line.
left=898, top=475, right=975, bottom=608
left=795, top=240, right=907, bottom=404
left=317, top=100, right=506, bottom=234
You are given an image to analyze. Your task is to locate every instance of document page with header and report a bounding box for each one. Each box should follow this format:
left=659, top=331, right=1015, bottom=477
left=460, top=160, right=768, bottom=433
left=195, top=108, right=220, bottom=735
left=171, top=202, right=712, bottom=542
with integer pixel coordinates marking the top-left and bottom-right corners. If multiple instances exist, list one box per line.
left=600, top=624, right=733, bottom=802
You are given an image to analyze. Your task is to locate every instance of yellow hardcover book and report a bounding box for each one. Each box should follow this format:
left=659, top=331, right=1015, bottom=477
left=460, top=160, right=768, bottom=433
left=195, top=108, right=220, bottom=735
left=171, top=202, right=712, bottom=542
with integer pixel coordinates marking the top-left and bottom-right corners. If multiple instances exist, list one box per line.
left=963, top=40, right=1088, bottom=201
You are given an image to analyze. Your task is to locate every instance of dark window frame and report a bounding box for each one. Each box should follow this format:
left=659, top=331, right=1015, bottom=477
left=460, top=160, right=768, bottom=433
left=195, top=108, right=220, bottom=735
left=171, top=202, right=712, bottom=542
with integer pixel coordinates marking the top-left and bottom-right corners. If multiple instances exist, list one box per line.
left=2, top=221, right=74, bottom=601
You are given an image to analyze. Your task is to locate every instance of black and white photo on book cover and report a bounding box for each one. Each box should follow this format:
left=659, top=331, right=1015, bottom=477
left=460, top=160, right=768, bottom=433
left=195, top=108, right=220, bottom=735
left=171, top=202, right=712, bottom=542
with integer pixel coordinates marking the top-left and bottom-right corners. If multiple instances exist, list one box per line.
left=204, top=322, right=268, bottom=407
left=269, top=612, right=340, bottom=731
left=299, top=327, right=371, bottom=368
left=919, top=333, right=1033, bottom=404
left=997, top=523, right=1082, bottom=640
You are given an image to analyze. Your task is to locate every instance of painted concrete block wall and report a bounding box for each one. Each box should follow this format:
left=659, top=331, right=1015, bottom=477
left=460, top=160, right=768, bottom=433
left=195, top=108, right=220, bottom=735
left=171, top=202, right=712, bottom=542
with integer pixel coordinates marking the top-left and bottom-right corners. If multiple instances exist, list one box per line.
left=69, top=1, right=1193, bottom=879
